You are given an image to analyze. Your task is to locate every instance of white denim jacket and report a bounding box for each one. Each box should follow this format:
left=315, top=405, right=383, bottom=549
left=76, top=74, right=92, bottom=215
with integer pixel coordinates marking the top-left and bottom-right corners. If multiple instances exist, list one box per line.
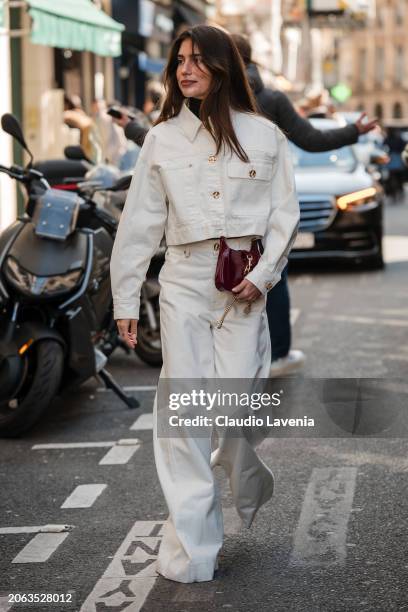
left=110, top=102, right=300, bottom=320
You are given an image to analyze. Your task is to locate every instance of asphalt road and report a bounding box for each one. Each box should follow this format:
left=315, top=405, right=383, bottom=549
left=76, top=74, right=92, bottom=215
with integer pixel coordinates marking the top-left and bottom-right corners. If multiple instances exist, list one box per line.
left=1, top=195, right=407, bottom=612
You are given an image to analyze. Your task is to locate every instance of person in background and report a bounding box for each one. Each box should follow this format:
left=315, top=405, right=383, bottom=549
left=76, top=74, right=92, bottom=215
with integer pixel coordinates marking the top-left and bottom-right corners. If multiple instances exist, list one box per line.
left=143, top=81, right=165, bottom=123
left=105, top=103, right=148, bottom=171
left=91, top=99, right=128, bottom=166
left=402, top=143, right=408, bottom=167
left=231, top=34, right=378, bottom=376
left=383, top=127, right=406, bottom=201
left=110, top=104, right=152, bottom=150
left=63, top=94, right=103, bottom=164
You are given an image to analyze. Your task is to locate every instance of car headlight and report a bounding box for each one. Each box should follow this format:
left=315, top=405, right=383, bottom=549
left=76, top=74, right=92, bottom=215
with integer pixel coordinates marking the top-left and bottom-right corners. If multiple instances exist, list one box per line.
left=3, top=256, right=83, bottom=297
left=336, top=187, right=378, bottom=211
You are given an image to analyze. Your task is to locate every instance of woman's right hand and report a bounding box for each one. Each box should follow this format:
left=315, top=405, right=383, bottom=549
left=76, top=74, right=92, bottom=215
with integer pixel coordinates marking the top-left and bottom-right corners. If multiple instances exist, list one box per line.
left=117, top=319, right=138, bottom=349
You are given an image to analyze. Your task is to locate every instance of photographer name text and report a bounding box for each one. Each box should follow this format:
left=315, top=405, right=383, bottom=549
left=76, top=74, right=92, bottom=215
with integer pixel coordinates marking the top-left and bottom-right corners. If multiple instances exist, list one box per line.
left=168, top=415, right=315, bottom=427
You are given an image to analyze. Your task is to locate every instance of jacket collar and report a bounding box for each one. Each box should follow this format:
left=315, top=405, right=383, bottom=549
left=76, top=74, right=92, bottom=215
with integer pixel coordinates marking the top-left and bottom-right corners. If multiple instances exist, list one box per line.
left=176, top=101, right=203, bottom=142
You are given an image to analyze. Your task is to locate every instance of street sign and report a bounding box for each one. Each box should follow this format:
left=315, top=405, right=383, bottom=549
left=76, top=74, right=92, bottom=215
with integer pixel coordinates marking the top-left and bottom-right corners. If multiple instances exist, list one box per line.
left=330, top=82, right=352, bottom=103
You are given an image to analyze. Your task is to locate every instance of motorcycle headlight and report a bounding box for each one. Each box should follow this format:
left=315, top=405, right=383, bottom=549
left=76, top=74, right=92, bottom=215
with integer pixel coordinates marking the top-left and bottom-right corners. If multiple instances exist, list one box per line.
left=3, top=257, right=83, bottom=297
left=336, top=187, right=378, bottom=211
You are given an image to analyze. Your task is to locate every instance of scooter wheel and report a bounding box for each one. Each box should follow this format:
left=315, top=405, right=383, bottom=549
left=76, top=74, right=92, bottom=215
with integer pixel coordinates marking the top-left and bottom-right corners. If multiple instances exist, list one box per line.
left=0, top=340, right=64, bottom=438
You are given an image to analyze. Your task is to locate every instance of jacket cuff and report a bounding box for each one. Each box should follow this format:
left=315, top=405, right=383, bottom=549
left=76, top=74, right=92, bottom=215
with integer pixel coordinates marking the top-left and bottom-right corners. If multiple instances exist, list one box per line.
left=246, top=256, right=288, bottom=294
left=113, top=299, right=140, bottom=321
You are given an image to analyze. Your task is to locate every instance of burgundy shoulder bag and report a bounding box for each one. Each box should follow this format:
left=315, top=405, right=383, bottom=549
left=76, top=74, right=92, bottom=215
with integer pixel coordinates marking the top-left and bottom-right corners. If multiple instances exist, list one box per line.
left=213, top=236, right=264, bottom=328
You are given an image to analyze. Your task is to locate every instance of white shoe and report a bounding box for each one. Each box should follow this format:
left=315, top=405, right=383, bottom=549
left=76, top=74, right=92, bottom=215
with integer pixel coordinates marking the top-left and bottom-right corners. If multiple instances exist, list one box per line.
left=270, top=349, right=305, bottom=377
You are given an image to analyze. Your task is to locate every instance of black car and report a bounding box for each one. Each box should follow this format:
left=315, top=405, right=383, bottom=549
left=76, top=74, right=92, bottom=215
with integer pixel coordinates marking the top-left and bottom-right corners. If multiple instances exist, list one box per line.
left=289, top=119, right=384, bottom=268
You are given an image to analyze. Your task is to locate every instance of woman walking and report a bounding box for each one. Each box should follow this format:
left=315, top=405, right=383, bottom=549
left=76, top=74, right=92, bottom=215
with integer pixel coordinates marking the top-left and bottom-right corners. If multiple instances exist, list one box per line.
left=110, top=25, right=299, bottom=583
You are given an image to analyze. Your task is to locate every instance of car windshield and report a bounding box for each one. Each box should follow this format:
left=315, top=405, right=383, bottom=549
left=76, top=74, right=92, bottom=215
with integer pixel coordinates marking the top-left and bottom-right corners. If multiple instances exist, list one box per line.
left=289, top=143, right=357, bottom=172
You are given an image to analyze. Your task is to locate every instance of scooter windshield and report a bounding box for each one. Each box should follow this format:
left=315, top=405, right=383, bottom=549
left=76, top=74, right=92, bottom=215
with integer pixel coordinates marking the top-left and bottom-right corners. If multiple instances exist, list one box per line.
left=33, top=189, right=82, bottom=241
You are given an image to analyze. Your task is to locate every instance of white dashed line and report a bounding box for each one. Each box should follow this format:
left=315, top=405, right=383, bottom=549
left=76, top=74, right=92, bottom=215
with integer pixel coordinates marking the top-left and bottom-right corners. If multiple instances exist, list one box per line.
left=308, top=313, right=408, bottom=327
left=99, top=441, right=141, bottom=465
left=290, top=467, right=357, bottom=566
left=12, top=532, right=70, bottom=564
left=292, top=275, right=313, bottom=285
left=0, top=595, right=12, bottom=612
left=0, top=525, right=73, bottom=535
left=97, top=385, right=157, bottom=393
left=383, top=235, right=408, bottom=263
left=290, top=308, right=301, bottom=326
left=61, top=484, right=107, bottom=509
left=130, top=413, right=154, bottom=431
left=32, top=442, right=115, bottom=450
left=32, top=440, right=142, bottom=456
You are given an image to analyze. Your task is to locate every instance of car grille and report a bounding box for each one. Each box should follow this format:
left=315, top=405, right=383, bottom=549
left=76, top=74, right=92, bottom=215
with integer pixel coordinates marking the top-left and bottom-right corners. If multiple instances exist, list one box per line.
left=298, top=195, right=336, bottom=231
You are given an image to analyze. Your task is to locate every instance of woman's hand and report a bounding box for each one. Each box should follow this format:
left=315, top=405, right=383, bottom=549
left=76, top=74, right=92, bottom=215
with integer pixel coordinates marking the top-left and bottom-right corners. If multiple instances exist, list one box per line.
left=117, top=319, right=138, bottom=349
left=63, top=109, right=92, bottom=130
left=232, top=279, right=262, bottom=303
left=355, top=112, right=378, bottom=135
left=113, top=112, right=131, bottom=129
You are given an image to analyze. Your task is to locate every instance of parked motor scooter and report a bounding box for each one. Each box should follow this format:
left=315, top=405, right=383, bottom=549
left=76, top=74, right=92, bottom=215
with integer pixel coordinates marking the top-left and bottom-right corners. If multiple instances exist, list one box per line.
left=0, top=113, right=139, bottom=438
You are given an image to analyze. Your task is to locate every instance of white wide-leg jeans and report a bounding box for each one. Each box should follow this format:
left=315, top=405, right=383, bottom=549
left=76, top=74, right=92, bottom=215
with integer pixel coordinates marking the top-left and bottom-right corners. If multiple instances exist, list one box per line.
left=153, top=236, right=274, bottom=583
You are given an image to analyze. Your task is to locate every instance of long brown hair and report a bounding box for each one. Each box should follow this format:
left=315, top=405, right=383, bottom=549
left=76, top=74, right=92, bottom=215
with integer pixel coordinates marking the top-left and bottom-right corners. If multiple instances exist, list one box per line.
left=155, top=25, right=258, bottom=162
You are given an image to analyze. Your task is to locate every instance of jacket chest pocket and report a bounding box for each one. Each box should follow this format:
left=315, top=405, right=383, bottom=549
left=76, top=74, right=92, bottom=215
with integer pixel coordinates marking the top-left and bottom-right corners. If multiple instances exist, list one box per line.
left=227, top=159, right=273, bottom=217
left=159, top=158, right=200, bottom=225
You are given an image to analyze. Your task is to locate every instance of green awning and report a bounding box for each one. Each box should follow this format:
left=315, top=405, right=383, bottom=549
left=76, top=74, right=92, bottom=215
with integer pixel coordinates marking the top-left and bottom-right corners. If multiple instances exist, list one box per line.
left=28, top=0, right=125, bottom=57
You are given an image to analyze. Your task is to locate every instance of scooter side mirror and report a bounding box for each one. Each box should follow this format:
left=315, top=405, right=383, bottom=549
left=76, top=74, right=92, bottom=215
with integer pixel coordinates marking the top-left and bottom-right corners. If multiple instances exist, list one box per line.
left=64, top=145, right=91, bottom=162
left=1, top=113, right=33, bottom=163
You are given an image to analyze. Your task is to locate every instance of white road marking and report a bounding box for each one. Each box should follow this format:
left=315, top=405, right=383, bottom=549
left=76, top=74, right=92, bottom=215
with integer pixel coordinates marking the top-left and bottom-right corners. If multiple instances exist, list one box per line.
left=33, top=439, right=141, bottom=454
left=80, top=521, right=164, bottom=612
left=32, top=442, right=115, bottom=450
left=367, top=308, right=408, bottom=317
left=292, top=275, right=313, bottom=285
left=290, top=467, right=357, bottom=566
left=385, top=354, right=408, bottom=361
left=12, top=532, right=69, bottom=563
left=99, top=441, right=141, bottom=465
left=130, top=413, right=154, bottom=431
left=61, top=484, right=107, bottom=509
left=308, top=312, right=408, bottom=328
left=80, top=506, right=243, bottom=610
left=97, top=385, right=157, bottom=393
left=0, top=596, right=12, bottom=612
left=290, top=308, right=300, bottom=326
left=383, top=235, right=408, bottom=263
left=0, top=525, right=73, bottom=535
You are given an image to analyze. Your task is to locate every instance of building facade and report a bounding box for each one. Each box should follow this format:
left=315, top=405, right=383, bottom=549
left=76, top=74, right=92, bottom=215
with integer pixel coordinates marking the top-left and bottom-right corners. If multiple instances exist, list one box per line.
left=339, top=0, right=408, bottom=120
